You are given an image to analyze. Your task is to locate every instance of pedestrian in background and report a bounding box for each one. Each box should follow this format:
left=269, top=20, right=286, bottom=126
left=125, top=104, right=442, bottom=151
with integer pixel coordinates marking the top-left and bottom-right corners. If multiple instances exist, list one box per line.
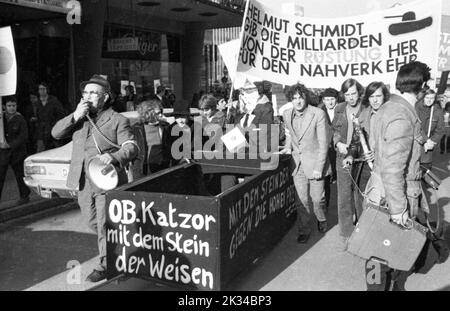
left=415, top=88, right=445, bottom=171
left=24, top=92, right=39, bottom=155
left=318, top=88, right=339, bottom=210
left=136, top=100, right=171, bottom=175
left=36, top=82, right=65, bottom=152
left=0, top=96, right=31, bottom=205
left=440, top=102, right=450, bottom=154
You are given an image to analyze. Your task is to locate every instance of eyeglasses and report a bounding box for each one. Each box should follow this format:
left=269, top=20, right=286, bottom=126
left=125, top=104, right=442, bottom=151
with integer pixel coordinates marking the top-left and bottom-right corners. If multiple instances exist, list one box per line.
left=82, top=91, right=102, bottom=97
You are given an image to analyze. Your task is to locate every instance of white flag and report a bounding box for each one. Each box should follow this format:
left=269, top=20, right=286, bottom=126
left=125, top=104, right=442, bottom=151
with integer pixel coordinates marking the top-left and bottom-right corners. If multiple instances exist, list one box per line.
left=0, top=26, right=17, bottom=96
left=218, top=39, right=260, bottom=89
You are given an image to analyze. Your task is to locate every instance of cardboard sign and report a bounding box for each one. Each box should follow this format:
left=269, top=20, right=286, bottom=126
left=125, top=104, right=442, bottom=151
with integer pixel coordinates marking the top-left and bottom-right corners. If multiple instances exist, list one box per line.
left=221, top=126, right=247, bottom=153
left=106, top=158, right=296, bottom=290
left=237, top=0, right=442, bottom=89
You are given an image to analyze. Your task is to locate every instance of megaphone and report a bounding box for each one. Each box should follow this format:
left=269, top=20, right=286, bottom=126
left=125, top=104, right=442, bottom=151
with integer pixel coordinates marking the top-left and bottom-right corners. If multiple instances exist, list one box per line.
left=87, top=156, right=120, bottom=191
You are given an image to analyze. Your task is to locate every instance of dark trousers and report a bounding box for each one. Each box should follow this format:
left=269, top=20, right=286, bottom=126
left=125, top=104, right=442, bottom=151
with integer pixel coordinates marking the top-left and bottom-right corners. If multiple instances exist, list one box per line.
left=353, top=162, right=371, bottom=222
left=336, top=155, right=361, bottom=238
left=440, top=134, right=450, bottom=152
left=0, top=160, right=31, bottom=200
left=77, top=175, right=107, bottom=271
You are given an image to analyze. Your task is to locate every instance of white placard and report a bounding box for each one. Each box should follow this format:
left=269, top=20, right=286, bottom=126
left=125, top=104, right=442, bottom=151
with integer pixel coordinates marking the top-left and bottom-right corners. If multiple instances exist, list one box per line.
left=0, top=26, right=17, bottom=96
left=221, top=126, right=247, bottom=153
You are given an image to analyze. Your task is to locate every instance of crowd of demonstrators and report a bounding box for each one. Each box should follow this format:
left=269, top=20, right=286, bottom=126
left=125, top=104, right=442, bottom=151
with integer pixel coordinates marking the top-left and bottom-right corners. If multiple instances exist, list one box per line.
left=7, top=59, right=447, bottom=286
left=0, top=96, right=31, bottom=205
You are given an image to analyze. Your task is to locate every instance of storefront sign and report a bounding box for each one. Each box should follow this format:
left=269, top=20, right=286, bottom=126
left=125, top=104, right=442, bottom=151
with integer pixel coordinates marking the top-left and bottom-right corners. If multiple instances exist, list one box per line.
left=103, top=25, right=161, bottom=61
left=0, top=0, right=71, bottom=13
left=107, top=37, right=139, bottom=52
left=439, top=15, right=450, bottom=72
left=237, top=0, right=442, bottom=89
left=102, top=25, right=181, bottom=62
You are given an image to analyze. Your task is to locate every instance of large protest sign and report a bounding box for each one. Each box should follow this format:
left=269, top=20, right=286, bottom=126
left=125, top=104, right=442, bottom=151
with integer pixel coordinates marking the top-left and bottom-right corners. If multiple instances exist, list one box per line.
left=106, top=158, right=296, bottom=290
left=237, top=0, right=442, bottom=89
left=439, top=15, right=450, bottom=72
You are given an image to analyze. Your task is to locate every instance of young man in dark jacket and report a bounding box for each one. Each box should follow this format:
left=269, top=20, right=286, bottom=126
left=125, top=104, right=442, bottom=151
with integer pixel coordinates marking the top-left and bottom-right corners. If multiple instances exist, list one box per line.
left=0, top=96, right=31, bottom=205
left=331, top=79, right=365, bottom=250
left=364, top=61, right=432, bottom=291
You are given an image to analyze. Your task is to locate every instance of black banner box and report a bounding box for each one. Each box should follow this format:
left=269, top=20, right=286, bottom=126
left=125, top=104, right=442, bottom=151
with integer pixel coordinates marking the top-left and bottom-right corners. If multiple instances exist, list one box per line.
left=105, top=155, right=296, bottom=290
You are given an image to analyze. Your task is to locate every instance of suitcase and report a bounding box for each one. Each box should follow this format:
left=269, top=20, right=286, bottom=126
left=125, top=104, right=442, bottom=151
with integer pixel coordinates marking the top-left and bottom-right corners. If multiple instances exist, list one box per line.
left=347, top=203, right=428, bottom=271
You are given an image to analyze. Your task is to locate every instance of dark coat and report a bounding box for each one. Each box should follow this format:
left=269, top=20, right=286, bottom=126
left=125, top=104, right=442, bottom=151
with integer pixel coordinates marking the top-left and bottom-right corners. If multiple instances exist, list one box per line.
left=370, top=94, right=426, bottom=215
left=332, top=101, right=364, bottom=157
left=318, top=102, right=337, bottom=177
left=36, top=95, right=65, bottom=141
left=51, top=108, right=139, bottom=190
left=415, top=101, right=445, bottom=164
left=0, top=112, right=28, bottom=164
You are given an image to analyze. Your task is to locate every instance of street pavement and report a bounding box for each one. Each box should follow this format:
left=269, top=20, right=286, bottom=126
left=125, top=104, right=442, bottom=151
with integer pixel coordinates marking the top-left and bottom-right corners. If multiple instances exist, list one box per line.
left=0, top=151, right=449, bottom=291
left=0, top=167, right=40, bottom=210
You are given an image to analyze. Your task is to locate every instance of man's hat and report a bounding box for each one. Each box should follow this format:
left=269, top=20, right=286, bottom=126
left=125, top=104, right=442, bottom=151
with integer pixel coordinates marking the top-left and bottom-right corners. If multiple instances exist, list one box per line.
left=80, top=74, right=111, bottom=94
left=240, top=79, right=258, bottom=93
left=321, top=88, right=339, bottom=99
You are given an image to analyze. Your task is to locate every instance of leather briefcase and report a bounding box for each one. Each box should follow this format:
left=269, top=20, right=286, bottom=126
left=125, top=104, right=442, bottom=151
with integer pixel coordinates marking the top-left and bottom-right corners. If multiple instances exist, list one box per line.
left=347, top=203, right=428, bottom=271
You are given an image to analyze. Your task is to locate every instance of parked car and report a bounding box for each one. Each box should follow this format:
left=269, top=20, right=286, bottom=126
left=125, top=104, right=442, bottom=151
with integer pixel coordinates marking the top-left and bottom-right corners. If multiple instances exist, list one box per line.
left=23, top=111, right=143, bottom=199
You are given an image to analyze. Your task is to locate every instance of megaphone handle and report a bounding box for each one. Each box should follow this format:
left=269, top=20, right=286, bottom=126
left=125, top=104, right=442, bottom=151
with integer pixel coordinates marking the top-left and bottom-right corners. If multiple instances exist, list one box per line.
left=101, top=164, right=115, bottom=175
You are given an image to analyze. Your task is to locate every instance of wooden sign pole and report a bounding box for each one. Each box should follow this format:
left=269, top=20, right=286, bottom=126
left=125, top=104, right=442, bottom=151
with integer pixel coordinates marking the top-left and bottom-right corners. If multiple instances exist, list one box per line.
left=0, top=96, right=5, bottom=144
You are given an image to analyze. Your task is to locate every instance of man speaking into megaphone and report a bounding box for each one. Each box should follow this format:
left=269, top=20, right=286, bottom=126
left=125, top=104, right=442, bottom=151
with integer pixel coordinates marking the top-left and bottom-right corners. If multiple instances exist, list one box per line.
left=51, top=75, right=139, bottom=283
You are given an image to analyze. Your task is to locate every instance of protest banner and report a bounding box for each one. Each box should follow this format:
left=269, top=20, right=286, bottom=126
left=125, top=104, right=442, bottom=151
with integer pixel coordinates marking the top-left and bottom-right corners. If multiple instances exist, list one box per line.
left=439, top=15, right=450, bottom=72
left=106, top=157, right=296, bottom=290
left=237, top=0, right=442, bottom=89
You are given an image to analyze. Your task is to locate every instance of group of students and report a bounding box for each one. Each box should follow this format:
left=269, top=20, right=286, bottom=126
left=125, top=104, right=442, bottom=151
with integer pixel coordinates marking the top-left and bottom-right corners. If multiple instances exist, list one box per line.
left=277, top=62, right=448, bottom=291
left=126, top=74, right=448, bottom=246
left=125, top=63, right=448, bottom=291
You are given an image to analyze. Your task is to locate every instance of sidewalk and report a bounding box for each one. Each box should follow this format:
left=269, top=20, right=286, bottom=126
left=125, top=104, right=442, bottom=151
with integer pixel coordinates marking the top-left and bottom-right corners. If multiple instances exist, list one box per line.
left=0, top=167, right=71, bottom=222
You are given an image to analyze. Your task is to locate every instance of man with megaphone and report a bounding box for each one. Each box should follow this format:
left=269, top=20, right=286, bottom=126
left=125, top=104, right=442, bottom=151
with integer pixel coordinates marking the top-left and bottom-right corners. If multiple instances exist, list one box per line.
left=52, top=75, right=139, bottom=283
